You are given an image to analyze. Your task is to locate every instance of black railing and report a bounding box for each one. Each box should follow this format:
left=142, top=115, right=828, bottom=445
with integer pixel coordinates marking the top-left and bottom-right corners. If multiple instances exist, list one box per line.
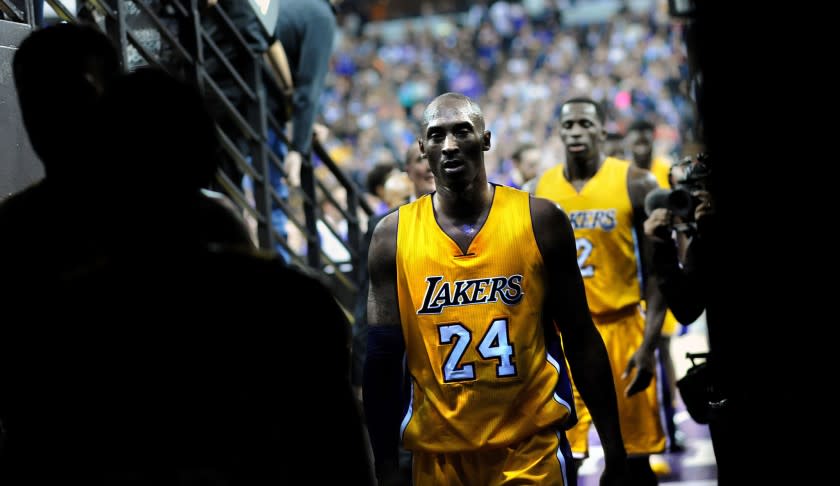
left=3, top=0, right=372, bottom=313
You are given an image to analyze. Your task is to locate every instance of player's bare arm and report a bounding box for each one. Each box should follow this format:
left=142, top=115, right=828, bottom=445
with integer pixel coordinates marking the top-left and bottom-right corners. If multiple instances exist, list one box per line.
left=367, top=210, right=401, bottom=329
left=362, top=210, right=408, bottom=486
left=530, top=196, right=628, bottom=467
left=623, top=167, right=667, bottom=397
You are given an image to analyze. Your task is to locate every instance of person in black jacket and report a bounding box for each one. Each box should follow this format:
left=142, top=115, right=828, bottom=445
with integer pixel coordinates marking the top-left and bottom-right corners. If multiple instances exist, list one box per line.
left=643, top=154, right=735, bottom=484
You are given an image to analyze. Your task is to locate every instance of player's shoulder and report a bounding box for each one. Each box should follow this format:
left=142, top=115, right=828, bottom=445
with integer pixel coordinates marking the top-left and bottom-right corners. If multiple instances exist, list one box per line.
left=371, top=206, right=400, bottom=238
left=627, top=163, right=658, bottom=186
left=529, top=194, right=569, bottom=228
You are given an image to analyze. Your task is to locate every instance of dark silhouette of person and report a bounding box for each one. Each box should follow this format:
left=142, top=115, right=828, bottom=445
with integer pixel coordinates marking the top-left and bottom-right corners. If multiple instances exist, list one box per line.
left=0, top=22, right=123, bottom=282
left=1, top=60, right=374, bottom=486
left=0, top=244, right=375, bottom=485
left=95, top=67, right=254, bottom=249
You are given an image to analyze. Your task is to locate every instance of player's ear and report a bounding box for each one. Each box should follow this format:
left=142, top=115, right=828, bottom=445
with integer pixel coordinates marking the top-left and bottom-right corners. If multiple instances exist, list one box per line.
left=418, top=138, right=425, bottom=156
left=482, top=131, right=491, bottom=151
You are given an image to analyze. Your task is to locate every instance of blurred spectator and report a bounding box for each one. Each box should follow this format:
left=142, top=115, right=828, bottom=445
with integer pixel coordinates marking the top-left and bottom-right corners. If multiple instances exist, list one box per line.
left=198, top=0, right=297, bottom=259
left=200, top=0, right=278, bottom=188
left=382, top=170, right=412, bottom=208
left=274, top=0, right=339, bottom=186
left=507, top=141, right=542, bottom=189
left=320, top=3, right=691, bottom=193
left=365, top=161, right=398, bottom=215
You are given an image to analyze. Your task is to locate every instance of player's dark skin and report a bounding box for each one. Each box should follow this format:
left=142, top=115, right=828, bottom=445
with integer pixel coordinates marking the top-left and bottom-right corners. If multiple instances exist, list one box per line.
left=624, top=126, right=655, bottom=170
left=366, top=93, right=632, bottom=486
left=557, top=101, right=666, bottom=398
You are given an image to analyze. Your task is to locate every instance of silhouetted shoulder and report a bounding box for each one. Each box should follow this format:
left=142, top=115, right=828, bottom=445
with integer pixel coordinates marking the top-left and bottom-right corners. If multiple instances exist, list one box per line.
left=0, top=245, right=368, bottom=484
left=0, top=182, right=48, bottom=225
left=194, top=189, right=255, bottom=247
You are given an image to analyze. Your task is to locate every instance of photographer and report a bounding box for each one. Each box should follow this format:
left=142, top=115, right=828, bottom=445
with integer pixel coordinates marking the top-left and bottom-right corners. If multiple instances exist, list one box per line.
left=644, top=154, right=714, bottom=324
left=643, top=154, right=734, bottom=483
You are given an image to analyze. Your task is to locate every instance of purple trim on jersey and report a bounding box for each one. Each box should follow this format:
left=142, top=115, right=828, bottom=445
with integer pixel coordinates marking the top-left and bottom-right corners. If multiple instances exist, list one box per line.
left=554, top=428, right=573, bottom=485
left=399, top=354, right=414, bottom=441
left=545, top=329, right=577, bottom=428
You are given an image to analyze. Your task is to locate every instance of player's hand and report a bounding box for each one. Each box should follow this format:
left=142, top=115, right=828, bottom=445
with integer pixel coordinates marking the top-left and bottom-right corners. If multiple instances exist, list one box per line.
left=622, top=347, right=655, bottom=397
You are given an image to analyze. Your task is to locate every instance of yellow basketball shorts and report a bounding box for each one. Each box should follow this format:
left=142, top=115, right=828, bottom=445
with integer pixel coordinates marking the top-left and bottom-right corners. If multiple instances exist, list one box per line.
left=565, top=306, right=666, bottom=458
left=412, top=426, right=573, bottom=486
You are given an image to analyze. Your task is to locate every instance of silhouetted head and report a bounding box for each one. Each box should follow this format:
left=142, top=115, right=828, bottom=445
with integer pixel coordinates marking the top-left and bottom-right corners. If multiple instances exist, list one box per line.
left=99, top=68, right=221, bottom=198
left=13, top=22, right=120, bottom=177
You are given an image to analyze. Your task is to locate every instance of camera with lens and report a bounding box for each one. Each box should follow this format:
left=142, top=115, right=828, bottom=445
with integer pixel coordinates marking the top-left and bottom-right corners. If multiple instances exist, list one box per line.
left=669, top=152, right=711, bottom=220
left=644, top=153, right=711, bottom=233
left=674, top=152, right=711, bottom=193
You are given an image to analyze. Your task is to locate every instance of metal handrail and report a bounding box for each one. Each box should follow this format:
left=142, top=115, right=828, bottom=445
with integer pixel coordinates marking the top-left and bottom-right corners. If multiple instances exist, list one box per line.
left=27, top=0, right=370, bottom=311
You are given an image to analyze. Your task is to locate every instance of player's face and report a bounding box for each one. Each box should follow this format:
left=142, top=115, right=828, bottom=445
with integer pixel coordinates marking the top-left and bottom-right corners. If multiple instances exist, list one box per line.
left=625, top=128, right=654, bottom=163
left=405, top=145, right=436, bottom=197
left=420, top=100, right=491, bottom=190
left=559, top=102, right=606, bottom=162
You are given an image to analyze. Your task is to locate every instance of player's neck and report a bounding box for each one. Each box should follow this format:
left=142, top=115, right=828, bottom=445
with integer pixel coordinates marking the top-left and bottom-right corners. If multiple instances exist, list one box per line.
left=435, top=182, right=494, bottom=221
left=634, top=156, right=652, bottom=170
left=565, top=154, right=604, bottom=182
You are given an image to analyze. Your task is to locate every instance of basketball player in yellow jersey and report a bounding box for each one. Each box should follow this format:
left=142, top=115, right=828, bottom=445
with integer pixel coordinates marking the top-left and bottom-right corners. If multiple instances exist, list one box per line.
left=625, top=119, right=687, bottom=458
left=624, top=119, right=674, bottom=188
left=364, top=93, right=635, bottom=486
left=536, top=99, right=667, bottom=485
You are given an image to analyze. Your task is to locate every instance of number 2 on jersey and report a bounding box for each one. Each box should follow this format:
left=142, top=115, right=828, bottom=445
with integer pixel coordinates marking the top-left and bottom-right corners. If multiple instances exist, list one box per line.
left=438, top=318, right=517, bottom=382
left=576, top=237, right=594, bottom=277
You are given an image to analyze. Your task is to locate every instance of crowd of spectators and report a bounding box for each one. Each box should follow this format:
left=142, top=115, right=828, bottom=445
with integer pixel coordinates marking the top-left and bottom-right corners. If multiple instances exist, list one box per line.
left=317, top=0, right=694, bottom=212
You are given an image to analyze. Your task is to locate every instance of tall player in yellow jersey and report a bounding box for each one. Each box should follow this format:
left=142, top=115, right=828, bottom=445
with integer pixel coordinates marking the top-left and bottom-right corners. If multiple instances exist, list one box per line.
left=625, top=119, right=686, bottom=456
left=536, top=99, right=667, bottom=485
left=364, top=93, right=634, bottom=486
left=624, top=120, right=674, bottom=188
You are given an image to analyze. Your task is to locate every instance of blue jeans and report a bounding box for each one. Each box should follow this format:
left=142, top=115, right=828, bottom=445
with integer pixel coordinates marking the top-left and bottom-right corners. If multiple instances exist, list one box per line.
left=242, top=129, right=290, bottom=262
left=267, top=129, right=290, bottom=262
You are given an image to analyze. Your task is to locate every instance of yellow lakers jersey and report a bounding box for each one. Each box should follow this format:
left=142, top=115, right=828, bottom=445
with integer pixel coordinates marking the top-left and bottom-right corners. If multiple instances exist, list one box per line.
left=651, top=156, right=673, bottom=189
left=535, top=158, right=641, bottom=316
left=396, top=185, right=574, bottom=453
